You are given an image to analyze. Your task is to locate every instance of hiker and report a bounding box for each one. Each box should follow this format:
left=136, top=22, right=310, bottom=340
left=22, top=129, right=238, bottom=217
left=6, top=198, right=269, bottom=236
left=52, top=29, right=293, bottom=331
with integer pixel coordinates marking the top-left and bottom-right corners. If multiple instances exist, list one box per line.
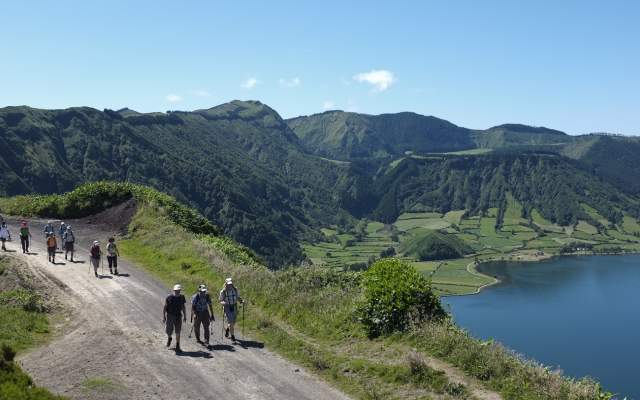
left=163, top=284, right=187, bottom=352
left=219, top=277, right=243, bottom=341
left=63, top=226, right=75, bottom=261
left=58, top=222, right=66, bottom=250
left=191, top=284, right=214, bottom=346
left=90, top=241, right=102, bottom=277
left=0, top=222, right=11, bottom=251
left=46, top=233, right=57, bottom=263
left=19, top=221, right=32, bottom=254
left=106, top=237, right=120, bottom=275
left=43, top=220, right=55, bottom=239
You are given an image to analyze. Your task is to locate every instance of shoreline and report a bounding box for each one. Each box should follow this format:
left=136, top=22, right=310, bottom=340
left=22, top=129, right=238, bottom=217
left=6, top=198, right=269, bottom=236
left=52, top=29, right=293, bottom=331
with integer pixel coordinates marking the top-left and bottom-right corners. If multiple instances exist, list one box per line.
left=444, top=249, right=640, bottom=297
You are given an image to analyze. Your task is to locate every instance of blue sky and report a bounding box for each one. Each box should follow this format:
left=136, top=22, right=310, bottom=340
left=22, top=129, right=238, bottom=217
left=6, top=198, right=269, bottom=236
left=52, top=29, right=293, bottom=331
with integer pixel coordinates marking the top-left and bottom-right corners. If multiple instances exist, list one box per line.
left=1, top=1, right=639, bottom=134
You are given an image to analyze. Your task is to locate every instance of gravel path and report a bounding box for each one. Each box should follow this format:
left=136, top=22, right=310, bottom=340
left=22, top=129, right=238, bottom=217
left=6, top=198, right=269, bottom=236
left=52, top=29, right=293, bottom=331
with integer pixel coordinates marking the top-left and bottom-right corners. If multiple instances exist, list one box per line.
left=5, top=217, right=350, bottom=400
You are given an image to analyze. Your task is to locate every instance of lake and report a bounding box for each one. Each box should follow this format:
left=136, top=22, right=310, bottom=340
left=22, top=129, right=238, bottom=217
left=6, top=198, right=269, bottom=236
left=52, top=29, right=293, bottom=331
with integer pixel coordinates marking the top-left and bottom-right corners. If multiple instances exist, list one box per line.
left=444, top=254, right=640, bottom=399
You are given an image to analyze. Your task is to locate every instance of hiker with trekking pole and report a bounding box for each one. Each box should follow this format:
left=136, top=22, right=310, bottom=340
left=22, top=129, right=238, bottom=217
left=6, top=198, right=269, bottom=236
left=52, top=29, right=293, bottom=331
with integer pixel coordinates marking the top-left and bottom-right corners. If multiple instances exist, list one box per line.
left=57, top=222, right=66, bottom=250
left=0, top=222, right=11, bottom=251
left=89, top=241, right=102, bottom=277
left=163, top=284, right=187, bottom=353
left=43, top=220, right=55, bottom=240
left=219, top=277, right=244, bottom=342
left=106, top=237, right=120, bottom=275
left=46, top=232, right=57, bottom=263
left=19, top=221, right=32, bottom=254
left=63, top=226, right=75, bottom=261
left=190, top=284, right=215, bottom=347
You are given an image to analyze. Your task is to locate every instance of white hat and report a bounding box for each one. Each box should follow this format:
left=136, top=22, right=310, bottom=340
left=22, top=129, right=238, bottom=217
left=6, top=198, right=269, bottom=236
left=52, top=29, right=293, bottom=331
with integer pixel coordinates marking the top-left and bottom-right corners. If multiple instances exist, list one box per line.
left=199, top=284, right=207, bottom=292
left=61, top=222, right=65, bottom=225
left=225, top=278, right=233, bottom=285
left=47, top=220, right=52, bottom=224
left=93, top=240, right=99, bottom=245
left=173, top=284, right=182, bottom=291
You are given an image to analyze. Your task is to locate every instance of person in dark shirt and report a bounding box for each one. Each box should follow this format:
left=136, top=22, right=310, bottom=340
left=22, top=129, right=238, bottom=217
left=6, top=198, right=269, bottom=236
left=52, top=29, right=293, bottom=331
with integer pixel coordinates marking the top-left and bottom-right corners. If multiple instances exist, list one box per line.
left=163, top=284, right=187, bottom=353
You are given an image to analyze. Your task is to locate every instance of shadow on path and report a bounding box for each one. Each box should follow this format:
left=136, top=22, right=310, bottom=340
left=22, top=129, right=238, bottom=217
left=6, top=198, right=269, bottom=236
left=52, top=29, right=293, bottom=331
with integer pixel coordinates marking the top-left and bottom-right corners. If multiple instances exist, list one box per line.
left=235, top=339, right=264, bottom=349
left=210, top=344, right=235, bottom=352
left=175, top=350, right=213, bottom=358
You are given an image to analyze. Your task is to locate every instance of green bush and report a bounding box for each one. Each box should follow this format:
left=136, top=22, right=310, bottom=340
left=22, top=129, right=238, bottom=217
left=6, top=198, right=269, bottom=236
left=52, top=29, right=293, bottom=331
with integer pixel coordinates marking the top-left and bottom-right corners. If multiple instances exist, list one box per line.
left=357, top=258, right=445, bottom=338
left=0, top=182, right=219, bottom=236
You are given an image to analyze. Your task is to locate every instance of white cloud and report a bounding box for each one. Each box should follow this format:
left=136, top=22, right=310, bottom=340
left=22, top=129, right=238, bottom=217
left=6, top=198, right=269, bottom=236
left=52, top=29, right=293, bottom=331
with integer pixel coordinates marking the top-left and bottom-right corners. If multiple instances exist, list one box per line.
left=322, top=101, right=335, bottom=110
left=165, top=94, right=183, bottom=103
left=241, top=77, right=259, bottom=89
left=191, top=89, right=211, bottom=97
left=353, top=69, right=396, bottom=92
left=279, top=77, right=301, bottom=88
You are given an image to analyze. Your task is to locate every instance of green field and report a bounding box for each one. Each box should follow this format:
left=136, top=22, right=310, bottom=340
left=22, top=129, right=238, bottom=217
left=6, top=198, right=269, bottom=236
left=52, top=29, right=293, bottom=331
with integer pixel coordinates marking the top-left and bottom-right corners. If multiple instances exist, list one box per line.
left=304, top=195, right=640, bottom=295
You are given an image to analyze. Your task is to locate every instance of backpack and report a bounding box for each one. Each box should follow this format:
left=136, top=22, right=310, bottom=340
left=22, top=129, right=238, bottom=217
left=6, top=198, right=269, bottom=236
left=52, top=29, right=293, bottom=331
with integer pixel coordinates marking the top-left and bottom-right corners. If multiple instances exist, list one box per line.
left=47, top=236, right=56, bottom=247
left=65, top=231, right=75, bottom=243
left=107, top=242, right=116, bottom=255
left=90, top=245, right=100, bottom=258
left=20, top=227, right=29, bottom=237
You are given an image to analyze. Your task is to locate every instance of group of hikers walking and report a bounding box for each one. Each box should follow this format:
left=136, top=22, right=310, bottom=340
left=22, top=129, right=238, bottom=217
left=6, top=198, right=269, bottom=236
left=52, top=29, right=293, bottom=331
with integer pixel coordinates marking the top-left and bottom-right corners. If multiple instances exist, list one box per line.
left=163, top=277, right=244, bottom=352
left=0, top=219, right=121, bottom=277
left=2, top=216, right=247, bottom=353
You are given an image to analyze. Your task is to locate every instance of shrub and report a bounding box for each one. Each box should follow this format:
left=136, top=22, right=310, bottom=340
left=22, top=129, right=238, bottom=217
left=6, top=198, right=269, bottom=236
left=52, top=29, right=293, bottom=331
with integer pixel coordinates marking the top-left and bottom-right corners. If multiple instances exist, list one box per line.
left=357, top=259, right=445, bottom=338
left=0, top=181, right=219, bottom=236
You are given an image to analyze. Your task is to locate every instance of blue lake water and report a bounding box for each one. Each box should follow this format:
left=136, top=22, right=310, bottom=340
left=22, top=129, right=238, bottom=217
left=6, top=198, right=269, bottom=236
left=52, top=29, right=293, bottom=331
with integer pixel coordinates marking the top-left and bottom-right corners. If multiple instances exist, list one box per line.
left=444, top=255, right=640, bottom=399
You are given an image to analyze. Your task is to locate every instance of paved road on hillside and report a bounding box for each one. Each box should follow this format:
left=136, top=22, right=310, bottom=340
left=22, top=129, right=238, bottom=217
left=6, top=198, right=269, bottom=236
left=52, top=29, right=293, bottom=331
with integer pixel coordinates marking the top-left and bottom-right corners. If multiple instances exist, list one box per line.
left=5, top=217, right=350, bottom=400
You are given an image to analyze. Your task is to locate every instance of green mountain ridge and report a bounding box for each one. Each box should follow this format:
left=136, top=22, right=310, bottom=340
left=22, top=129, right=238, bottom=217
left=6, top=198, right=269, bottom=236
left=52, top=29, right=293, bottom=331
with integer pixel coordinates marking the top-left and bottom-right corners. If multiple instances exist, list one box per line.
left=2, top=100, right=640, bottom=268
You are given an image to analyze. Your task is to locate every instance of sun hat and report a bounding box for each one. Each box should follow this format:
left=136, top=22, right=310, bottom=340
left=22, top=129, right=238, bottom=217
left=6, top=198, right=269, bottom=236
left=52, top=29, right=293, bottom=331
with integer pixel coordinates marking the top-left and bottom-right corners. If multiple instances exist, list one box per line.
left=225, top=278, right=233, bottom=285
left=173, top=284, right=182, bottom=291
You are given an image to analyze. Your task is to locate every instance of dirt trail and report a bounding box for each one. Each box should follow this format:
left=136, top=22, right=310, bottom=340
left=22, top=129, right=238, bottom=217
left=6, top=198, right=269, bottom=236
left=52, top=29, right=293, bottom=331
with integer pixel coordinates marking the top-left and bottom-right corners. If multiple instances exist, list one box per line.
left=5, top=217, right=350, bottom=400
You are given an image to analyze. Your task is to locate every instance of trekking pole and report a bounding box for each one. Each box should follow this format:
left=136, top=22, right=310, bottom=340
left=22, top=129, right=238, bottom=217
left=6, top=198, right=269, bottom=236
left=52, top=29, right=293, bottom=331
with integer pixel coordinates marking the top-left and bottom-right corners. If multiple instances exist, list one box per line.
left=242, top=301, right=245, bottom=337
left=221, top=306, right=225, bottom=340
left=101, top=256, right=104, bottom=276
left=188, top=314, right=194, bottom=339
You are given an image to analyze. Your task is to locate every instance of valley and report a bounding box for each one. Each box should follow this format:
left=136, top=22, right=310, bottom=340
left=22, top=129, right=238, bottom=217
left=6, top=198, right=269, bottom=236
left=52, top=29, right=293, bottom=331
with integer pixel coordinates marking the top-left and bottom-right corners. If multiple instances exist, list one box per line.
left=304, top=193, right=640, bottom=295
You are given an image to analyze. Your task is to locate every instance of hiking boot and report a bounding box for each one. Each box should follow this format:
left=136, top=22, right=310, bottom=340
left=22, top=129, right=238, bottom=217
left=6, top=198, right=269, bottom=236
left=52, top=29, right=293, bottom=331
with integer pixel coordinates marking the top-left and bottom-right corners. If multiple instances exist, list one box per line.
left=231, top=335, right=236, bottom=341
left=225, top=327, right=229, bottom=338
left=95, top=272, right=99, bottom=277
left=109, top=269, right=113, bottom=274
left=166, top=337, right=172, bottom=347
left=114, top=270, right=118, bottom=275
left=175, top=346, right=182, bottom=353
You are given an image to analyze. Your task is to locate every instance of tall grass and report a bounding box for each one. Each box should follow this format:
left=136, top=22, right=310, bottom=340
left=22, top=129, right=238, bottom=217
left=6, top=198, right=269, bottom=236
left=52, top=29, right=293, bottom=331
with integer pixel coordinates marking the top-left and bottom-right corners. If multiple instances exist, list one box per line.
left=121, top=204, right=612, bottom=400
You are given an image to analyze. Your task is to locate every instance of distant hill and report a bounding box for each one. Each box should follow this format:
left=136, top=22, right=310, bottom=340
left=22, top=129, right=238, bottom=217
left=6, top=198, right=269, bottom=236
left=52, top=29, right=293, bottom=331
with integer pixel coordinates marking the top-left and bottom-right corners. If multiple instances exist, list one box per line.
left=401, top=230, right=472, bottom=261
left=286, top=111, right=475, bottom=160
left=0, top=101, right=358, bottom=267
left=2, top=101, right=640, bottom=267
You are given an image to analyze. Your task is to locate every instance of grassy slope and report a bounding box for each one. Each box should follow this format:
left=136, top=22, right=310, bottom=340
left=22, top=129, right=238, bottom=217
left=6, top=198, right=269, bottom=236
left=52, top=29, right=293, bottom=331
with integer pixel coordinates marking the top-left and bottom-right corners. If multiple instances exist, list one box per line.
left=0, top=256, right=65, bottom=400
left=304, top=194, right=640, bottom=295
left=119, top=202, right=610, bottom=400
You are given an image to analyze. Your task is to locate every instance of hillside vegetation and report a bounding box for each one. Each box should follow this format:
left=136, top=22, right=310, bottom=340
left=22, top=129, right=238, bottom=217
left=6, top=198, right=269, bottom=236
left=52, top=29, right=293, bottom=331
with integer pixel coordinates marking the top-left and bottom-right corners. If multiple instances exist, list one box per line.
left=0, top=185, right=613, bottom=399
left=0, top=256, right=65, bottom=400
left=3, top=102, right=640, bottom=270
